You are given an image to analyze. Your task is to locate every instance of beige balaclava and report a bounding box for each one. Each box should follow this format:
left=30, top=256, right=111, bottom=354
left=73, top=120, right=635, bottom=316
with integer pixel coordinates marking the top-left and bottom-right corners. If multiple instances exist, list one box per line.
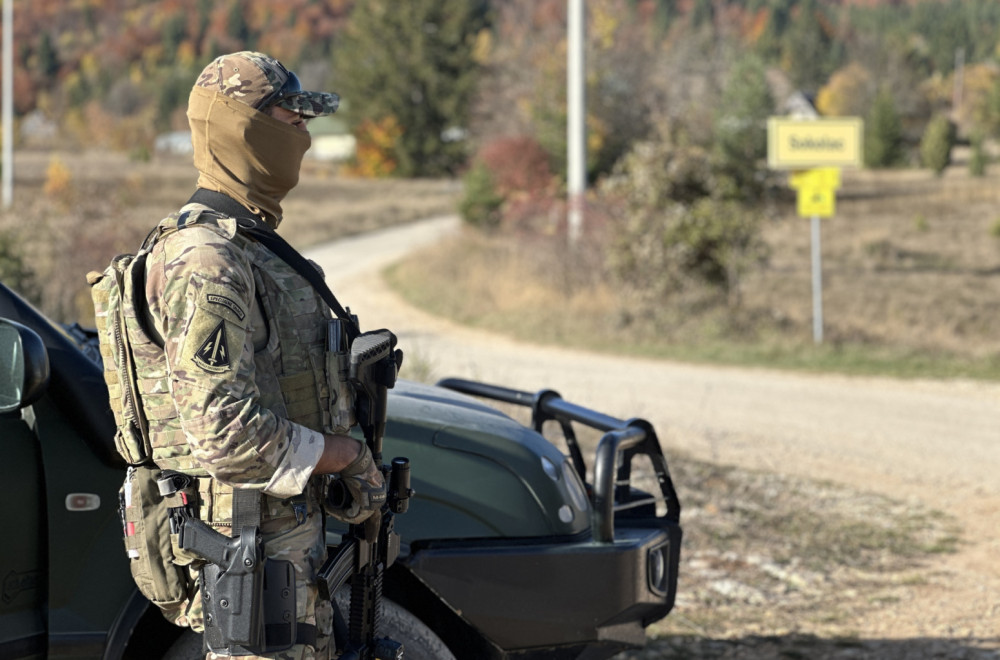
left=186, top=51, right=340, bottom=228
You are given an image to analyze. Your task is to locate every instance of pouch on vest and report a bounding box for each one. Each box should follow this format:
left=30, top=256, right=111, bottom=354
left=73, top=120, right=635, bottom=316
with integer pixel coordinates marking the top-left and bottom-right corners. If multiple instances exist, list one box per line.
left=119, top=466, right=200, bottom=624
left=326, top=318, right=356, bottom=433
left=88, top=252, right=155, bottom=466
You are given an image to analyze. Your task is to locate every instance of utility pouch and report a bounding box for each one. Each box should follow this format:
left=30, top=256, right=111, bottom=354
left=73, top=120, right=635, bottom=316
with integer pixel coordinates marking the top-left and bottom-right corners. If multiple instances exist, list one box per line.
left=119, top=466, right=197, bottom=623
left=326, top=318, right=356, bottom=433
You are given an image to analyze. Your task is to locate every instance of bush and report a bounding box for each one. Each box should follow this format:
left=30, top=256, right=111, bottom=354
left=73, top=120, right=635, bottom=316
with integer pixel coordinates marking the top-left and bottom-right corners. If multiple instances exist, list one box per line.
left=603, top=130, right=769, bottom=307
left=458, top=136, right=561, bottom=233
left=865, top=88, right=905, bottom=168
left=458, top=162, right=503, bottom=230
left=969, top=132, right=988, bottom=177
left=476, top=136, right=554, bottom=196
left=0, top=230, right=38, bottom=303
left=608, top=197, right=768, bottom=308
left=919, top=115, right=955, bottom=176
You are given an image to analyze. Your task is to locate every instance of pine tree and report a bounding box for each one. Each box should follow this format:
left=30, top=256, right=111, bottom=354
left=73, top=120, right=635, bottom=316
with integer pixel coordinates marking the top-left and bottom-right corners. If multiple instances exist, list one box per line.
left=780, top=0, right=838, bottom=93
left=865, top=88, right=905, bottom=168
left=714, top=54, right=774, bottom=202
left=333, top=0, right=488, bottom=177
left=37, top=32, right=60, bottom=78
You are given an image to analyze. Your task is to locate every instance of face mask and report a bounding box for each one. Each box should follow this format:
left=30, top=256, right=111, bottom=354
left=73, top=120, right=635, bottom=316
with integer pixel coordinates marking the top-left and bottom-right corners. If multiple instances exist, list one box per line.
left=188, top=86, right=311, bottom=227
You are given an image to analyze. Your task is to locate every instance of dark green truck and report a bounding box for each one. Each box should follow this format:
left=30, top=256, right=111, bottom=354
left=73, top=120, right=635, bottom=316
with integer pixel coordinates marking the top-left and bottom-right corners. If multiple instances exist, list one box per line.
left=0, top=280, right=681, bottom=660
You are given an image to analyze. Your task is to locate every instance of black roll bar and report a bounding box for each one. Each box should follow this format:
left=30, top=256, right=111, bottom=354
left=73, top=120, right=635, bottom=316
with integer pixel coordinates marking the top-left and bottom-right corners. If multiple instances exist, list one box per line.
left=437, top=378, right=681, bottom=543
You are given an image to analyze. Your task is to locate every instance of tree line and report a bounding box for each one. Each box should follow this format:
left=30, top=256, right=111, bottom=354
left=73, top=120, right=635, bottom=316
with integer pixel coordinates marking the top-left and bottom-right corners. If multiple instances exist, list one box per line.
left=4, top=0, right=999, bottom=313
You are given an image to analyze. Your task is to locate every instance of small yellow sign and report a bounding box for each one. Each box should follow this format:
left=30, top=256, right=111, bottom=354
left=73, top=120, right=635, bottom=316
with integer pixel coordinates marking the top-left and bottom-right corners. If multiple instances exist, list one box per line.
left=797, top=186, right=836, bottom=218
left=789, top=167, right=841, bottom=191
left=768, top=118, right=863, bottom=169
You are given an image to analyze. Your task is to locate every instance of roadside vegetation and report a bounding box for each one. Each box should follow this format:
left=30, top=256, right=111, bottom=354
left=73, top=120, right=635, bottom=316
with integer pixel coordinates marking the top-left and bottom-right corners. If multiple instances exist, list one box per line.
left=6, top=0, right=1000, bottom=380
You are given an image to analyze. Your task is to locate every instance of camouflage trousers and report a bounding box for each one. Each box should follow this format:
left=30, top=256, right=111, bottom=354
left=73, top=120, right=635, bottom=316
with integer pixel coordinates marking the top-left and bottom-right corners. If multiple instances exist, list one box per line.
left=179, top=511, right=333, bottom=660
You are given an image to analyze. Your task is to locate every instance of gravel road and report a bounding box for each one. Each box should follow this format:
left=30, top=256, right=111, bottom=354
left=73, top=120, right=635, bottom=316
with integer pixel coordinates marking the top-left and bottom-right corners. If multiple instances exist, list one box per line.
left=306, top=216, right=1000, bottom=650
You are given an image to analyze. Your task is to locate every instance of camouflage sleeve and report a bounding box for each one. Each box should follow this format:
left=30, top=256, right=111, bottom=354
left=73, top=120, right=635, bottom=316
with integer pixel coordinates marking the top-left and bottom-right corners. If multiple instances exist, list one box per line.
left=150, top=226, right=324, bottom=498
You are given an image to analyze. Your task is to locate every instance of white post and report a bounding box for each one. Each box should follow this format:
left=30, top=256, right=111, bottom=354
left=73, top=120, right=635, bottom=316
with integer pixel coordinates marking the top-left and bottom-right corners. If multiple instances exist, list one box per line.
left=811, top=215, right=823, bottom=344
left=2, top=0, right=12, bottom=209
left=567, top=0, right=585, bottom=246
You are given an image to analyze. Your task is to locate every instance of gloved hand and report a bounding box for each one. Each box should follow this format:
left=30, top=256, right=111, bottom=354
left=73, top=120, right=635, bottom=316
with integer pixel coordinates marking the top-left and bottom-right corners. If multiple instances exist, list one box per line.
left=324, top=441, right=386, bottom=525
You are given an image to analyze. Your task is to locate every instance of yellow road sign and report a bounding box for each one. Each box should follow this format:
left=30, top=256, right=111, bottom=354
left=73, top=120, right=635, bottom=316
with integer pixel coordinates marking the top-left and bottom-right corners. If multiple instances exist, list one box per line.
left=768, top=118, right=863, bottom=169
left=789, top=167, right=841, bottom=191
left=797, top=186, right=836, bottom=218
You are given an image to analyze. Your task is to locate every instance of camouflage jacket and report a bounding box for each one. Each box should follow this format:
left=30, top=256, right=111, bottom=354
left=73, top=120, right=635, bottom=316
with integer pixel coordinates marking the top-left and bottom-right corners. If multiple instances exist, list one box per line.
left=134, top=204, right=335, bottom=524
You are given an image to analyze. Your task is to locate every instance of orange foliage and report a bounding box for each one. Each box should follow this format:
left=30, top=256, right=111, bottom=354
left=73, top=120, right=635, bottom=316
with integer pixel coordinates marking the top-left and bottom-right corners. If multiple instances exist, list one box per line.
left=816, top=62, right=873, bottom=117
left=43, top=156, right=74, bottom=201
left=348, top=116, right=402, bottom=179
left=746, top=9, right=771, bottom=44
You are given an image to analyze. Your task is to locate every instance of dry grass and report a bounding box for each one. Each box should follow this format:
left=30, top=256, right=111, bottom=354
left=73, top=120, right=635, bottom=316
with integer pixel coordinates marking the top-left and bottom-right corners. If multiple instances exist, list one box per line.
left=0, top=149, right=459, bottom=324
left=388, top=156, right=1000, bottom=380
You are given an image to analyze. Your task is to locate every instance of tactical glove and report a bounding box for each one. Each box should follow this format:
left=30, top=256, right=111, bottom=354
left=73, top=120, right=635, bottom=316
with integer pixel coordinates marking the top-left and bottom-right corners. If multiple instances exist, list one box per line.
left=325, top=441, right=386, bottom=525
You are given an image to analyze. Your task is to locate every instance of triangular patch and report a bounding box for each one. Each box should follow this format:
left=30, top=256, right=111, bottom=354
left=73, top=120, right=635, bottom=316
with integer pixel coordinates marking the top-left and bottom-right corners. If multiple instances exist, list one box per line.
left=193, top=320, right=232, bottom=371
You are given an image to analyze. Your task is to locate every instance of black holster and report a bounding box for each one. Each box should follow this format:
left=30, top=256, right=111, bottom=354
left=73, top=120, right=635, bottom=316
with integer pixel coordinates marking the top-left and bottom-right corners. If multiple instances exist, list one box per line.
left=178, top=517, right=299, bottom=656
left=157, top=469, right=299, bottom=658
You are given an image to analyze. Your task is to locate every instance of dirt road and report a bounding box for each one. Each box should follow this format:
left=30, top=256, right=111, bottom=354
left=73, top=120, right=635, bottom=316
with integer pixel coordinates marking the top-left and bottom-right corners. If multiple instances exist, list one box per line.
left=306, top=216, right=1000, bottom=646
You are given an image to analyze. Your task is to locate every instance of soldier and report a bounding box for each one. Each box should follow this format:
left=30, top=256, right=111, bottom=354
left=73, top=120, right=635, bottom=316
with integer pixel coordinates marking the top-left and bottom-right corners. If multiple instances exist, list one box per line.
left=138, top=51, right=384, bottom=659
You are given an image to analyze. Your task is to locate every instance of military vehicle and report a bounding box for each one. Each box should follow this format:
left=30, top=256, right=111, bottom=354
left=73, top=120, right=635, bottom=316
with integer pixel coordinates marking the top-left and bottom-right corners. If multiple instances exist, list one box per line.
left=0, top=280, right=681, bottom=660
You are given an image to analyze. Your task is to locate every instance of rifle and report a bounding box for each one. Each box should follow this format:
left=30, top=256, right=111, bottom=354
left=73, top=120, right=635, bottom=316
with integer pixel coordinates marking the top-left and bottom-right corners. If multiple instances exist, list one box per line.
left=319, top=329, right=410, bottom=660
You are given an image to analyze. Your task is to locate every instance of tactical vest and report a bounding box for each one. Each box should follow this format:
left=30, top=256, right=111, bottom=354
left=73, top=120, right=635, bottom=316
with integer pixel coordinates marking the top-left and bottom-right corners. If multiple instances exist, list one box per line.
left=95, top=205, right=340, bottom=527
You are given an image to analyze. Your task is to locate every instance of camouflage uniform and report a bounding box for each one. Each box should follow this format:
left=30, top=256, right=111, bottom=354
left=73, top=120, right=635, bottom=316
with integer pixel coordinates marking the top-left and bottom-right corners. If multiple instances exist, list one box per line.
left=129, top=52, right=344, bottom=660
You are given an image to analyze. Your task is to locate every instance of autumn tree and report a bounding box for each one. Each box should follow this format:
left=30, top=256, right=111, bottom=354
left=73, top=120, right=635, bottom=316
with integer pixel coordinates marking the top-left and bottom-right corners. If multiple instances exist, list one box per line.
left=815, top=62, right=873, bottom=118
left=333, top=0, right=488, bottom=177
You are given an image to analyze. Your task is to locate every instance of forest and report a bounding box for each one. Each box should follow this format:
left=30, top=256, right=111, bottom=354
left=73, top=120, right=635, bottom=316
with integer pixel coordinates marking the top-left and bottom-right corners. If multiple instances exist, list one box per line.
left=6, top=0, right=1000, bottom=175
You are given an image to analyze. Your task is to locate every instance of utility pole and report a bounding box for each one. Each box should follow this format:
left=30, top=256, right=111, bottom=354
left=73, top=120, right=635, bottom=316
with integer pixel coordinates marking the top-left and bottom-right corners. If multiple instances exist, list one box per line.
left=2, top=0, right=12, bottom=209
left=567, top=0, right=585, bottom=246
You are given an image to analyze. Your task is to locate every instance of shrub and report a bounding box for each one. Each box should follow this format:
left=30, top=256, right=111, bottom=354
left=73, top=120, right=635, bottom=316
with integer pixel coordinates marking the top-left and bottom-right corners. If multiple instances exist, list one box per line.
left=459, top=136, right=560, bottom=232
left=865, top=88, right=905, bottom=168
left=459, top=162, right=503, bottom=230
left=476, top=136, right=554, bottom=196
left=0, top=230, right=38, bottom=303
left=919, top=114, right=955, bottom=176
left=604, top=138, right=768, bottom=306
left=43, top=156, right=73, bottom=200
left=969, top=132, right=988, bottom=177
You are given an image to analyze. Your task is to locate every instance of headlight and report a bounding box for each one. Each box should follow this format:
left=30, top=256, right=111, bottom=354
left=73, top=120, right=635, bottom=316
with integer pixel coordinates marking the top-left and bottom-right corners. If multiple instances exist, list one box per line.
left=647, top=541, right=670, bottom=596
left=561, top=459, right=590, bottom=512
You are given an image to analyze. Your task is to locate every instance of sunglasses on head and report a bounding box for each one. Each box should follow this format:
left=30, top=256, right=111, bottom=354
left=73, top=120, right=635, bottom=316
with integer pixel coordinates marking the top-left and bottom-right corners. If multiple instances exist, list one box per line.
left=259, top=70, right=302, bottom=110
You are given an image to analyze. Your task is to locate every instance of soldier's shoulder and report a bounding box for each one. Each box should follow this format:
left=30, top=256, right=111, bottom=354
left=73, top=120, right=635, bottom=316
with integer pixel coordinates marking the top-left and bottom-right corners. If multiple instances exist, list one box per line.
left=153, top=207, right=249, bottom=272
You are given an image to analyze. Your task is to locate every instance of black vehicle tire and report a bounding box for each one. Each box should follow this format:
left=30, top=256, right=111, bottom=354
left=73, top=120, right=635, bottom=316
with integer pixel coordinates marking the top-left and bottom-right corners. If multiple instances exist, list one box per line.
left=333, top=590, right=457, bottom=660
left=159, top=596, right=456, bottom=660
left=160, top=628, right=202, bottom=660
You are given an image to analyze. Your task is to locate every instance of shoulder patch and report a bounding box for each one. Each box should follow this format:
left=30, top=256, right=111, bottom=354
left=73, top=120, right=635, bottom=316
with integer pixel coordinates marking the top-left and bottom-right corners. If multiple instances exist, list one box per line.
left=193, top=320, right=232, bottom=372
left=206, top=293, right=246, bottom=321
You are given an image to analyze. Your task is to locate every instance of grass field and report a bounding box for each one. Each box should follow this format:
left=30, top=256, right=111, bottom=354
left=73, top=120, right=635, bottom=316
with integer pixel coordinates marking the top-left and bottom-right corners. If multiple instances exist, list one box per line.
left=386, top=152, right=1000, bottom=381
left=4, top=146, right=999, bottom=380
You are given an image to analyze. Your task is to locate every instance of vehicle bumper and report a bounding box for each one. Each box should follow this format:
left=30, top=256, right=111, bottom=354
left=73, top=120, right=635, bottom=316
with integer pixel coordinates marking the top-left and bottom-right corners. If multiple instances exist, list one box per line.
left=404, top=521, right=681, bottom=657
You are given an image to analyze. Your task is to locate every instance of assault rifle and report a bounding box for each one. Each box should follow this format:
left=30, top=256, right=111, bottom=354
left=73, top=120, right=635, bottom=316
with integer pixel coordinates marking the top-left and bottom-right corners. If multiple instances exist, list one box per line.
left=319, top=329, right=410, bottom=660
